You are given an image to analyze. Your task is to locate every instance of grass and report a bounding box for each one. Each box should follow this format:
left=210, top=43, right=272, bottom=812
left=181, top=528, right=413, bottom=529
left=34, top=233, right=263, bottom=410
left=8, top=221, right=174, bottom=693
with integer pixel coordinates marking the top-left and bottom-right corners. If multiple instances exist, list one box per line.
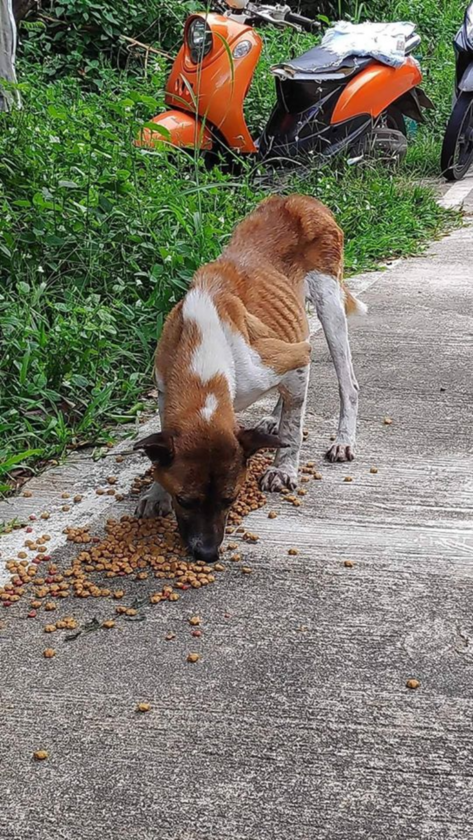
left=0, top=0, right=464, bottom=491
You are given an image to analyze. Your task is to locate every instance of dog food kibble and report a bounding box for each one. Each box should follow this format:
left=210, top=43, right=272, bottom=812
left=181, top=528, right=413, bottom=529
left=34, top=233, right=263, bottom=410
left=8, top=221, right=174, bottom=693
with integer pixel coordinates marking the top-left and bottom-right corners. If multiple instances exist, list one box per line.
left=189, top=616, right=201, bottom=626
left=165, top=632, right=176, bottom=641
left=370, top=467, right=378, bottom=474
left=40, top=512, right=50, bottom=520
left=344, top=560, right=354, bottom=568
left=288, top=548, right=299, bottom=556
left=62, top=505, right=71, bottom=512
left=44, top=624, right=57, bottom=633
left=102, top=619, right=115, bottom=629
left=33, top=750, right=48, bottom=761
left=96, top=489, right=105, bottom=496
left=115, top=455, right=124, bottom=463
left=192, top=629, right=202, bottom=638
left=136, top=702, right=151, bottom=713
left=107, top=476, right=117, bottom=485
left=2, top=454, right=273, bottom=626
left=268, top=511, right=278, bottom=519
left=43, top=648, right=56, bottom=658
left=297, top=489, right=307, bottom=496
left=313, top=472, right=322, bottom=480
left=61, top=493, right=70, bottom=499
left=241, top=566, right=253, bottom=575
left=384, top=417, right=393, bottom=425
left=22, top=490, right=33, bottom=498
left=344, top=476, right=353, bottom=483
left=187, top=653, right=200, bottom=663
left=406, top=678, right=420, bottom=690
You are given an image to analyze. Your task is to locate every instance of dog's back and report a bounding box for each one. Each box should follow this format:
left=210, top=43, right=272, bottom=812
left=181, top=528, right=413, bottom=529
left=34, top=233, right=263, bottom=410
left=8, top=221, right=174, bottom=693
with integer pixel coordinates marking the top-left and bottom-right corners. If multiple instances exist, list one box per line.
left=222, top=193, right=362, bottom=318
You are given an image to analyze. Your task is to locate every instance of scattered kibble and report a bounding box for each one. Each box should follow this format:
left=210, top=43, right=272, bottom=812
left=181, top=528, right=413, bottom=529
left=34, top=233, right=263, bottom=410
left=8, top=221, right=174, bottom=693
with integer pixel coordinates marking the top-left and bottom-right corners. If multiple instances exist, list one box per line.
left=22, top=490, right=33, bottom=498
left=344, top=560, right=354, bottom=568
left=73, top=495, right=82, bottom=503
left=313, top=472, right=322, bottom=480
left=40, top=512, right=50, bottom=520
left=165, top=632, right=175, bottom=641
left=268, top=511, right=278, bottom=519
left=136, top=702, right=151, bottom=713
left=43, top=648, right=56, bottom=658
left=44, top=624, right=57, bottom=633
left=344, top=476, right=353, bottom=483
left=62, top=505, right=71, bottom=512
left=44, top=602, right=56, bottom=612
left=115, top=455, right=124, bottom=463
left=187, top=653, right=200, bottom=663
left=384, top=417, right=393, bottom=426
left=102, top=619, right=115, bottom=629
left=61, top=493, right=70, bottom=499
left=288, top=548, right=299, bottom=556
left=406, top=679, right=420, bottom=690
left=189, top=616, right=201, bottom=626
left=33, top=750, right=48, bottom=761
left=241, top=566, right=253, bottom=575
left=370, top=467, right=378, bottom=474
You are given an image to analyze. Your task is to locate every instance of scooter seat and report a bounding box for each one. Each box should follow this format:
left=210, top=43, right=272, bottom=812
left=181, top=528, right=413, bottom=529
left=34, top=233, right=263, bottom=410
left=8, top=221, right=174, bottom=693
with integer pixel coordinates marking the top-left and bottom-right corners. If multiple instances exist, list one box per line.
left=273, top=44, right=373, bottom=79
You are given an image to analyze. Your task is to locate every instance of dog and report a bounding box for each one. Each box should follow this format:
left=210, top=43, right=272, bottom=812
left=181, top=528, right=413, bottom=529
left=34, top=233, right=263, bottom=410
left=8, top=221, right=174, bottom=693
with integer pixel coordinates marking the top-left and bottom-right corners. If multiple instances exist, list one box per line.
left=134, top=194, right=365, bottom=562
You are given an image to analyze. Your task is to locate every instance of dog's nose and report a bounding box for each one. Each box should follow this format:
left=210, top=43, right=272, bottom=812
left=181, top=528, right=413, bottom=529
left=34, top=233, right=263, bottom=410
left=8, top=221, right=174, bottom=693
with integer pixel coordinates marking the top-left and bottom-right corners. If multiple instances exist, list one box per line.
left=192, top=544, right=219, bottom=564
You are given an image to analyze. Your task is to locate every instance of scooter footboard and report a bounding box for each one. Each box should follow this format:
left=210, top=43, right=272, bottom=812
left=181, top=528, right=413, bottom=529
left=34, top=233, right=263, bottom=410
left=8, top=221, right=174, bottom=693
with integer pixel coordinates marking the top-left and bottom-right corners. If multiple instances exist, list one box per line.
left=135, top=110, right=213, bottom=151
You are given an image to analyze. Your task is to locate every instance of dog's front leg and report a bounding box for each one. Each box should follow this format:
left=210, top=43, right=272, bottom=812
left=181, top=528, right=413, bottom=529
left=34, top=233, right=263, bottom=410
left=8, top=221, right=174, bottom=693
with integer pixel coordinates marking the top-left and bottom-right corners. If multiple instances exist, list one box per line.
left=134, top=391, right=172, bottom=518
left=260, top=366, right=309, bottom=492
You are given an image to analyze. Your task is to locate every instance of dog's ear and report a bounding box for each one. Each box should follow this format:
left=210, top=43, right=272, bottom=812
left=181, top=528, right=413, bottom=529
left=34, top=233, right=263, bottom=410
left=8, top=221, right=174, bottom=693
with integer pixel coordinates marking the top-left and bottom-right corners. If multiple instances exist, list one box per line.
left=133, top=431, right=174, bottom=467
left=237, top=427, right=288, bottom=460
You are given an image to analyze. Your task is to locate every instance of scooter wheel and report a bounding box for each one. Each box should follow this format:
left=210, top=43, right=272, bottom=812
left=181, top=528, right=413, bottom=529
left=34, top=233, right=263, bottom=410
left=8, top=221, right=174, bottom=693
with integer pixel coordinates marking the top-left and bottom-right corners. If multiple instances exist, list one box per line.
left=441, top=92, right=473, bottom=181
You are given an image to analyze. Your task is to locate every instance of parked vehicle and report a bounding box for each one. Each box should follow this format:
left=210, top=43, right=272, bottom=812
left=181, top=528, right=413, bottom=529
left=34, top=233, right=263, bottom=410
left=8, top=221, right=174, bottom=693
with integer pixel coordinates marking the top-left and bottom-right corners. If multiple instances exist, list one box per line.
left=138, top=1, right=433, bottom=165
left=441, top=1, right=473, bottom=180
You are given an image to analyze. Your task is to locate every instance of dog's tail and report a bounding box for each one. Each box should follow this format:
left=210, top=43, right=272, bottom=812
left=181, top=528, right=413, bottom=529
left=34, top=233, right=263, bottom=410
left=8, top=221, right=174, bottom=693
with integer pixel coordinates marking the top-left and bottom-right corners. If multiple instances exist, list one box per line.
left=344, top=287, right=368, bottom=318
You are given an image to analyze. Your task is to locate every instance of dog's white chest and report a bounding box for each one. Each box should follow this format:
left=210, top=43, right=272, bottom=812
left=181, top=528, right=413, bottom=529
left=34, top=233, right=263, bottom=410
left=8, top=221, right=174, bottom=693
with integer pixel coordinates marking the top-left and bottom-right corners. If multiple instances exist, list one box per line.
left=223, top=325, right=280, bottom=412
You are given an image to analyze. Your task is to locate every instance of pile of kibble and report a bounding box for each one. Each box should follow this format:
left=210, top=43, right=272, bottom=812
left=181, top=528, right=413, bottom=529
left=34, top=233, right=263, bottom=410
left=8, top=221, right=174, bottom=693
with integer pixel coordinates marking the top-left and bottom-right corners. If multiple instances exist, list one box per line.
left=0, top=454, right=273, bottom=618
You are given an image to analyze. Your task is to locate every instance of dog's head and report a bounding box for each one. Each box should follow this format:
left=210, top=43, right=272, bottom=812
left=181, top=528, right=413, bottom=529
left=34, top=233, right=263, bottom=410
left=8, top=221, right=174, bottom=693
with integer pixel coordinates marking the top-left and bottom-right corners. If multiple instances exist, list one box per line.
left=134, top=427, right=285, bottom=562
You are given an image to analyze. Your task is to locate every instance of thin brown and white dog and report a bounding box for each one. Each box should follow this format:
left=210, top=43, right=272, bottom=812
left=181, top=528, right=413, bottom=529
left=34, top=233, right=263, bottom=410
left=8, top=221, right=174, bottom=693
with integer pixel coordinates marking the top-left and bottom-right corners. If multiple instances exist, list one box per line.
left=134, top=194, right=365, bottom=562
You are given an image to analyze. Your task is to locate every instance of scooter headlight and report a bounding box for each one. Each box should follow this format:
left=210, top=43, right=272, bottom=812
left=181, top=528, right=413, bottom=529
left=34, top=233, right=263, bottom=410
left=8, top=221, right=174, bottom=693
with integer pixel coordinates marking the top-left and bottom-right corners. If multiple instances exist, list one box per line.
left=187, top=18, right=213, bottom=64
left=466, top=4, right=473, bottom=49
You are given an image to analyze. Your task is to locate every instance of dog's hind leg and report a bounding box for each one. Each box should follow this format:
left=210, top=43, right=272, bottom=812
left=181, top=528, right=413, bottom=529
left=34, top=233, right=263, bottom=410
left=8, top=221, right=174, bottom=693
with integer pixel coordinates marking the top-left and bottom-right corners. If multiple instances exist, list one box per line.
left=255, top=395, right=283, bottom=436
left=134, top=390, right=172, bottom=518
left=306, top=271, right=359, bottom=462
left=260, top=366, right=309, bottom=492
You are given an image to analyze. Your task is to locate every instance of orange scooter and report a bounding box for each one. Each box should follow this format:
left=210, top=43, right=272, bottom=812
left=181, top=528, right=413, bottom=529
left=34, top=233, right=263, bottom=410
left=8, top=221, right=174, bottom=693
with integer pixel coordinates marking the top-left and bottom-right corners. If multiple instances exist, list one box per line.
left=139, top=1, right=433, bottom=163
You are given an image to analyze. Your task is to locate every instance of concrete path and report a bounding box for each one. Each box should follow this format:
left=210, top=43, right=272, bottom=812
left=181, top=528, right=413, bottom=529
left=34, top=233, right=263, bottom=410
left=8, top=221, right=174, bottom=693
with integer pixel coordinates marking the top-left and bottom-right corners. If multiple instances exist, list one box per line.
left=1, top=213, right=473, bottom=839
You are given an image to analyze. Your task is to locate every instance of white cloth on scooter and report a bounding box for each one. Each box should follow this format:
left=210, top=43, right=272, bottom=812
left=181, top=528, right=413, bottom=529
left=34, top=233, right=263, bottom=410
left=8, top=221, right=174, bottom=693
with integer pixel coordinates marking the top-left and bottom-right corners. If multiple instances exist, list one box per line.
left=321, top=21, right=416, bottom=68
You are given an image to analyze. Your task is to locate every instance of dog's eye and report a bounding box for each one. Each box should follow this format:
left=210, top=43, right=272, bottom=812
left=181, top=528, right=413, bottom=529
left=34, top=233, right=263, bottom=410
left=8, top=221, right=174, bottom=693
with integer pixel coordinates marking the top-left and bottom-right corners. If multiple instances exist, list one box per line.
left=175, top=495, right=197, bottom=510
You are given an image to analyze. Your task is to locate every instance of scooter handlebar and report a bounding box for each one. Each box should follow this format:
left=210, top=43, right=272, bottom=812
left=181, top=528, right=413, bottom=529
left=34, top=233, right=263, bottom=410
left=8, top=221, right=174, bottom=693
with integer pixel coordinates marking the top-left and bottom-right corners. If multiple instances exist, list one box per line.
left=284, top=11, right=320, bottom=32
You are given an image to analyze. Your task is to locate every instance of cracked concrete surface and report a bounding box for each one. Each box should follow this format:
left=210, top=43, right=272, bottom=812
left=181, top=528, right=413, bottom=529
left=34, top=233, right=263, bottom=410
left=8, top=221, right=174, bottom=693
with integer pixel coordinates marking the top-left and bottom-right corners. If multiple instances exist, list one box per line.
left=1, top=219, right=473, bottom=840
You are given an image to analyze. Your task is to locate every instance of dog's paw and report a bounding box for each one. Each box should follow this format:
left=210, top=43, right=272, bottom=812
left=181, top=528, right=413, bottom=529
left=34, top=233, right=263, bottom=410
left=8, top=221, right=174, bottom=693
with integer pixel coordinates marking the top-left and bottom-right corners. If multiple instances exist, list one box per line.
left=134, top=484, right=172, bottom=519
left=325, top=442, right=355, bottom=463
left=255, top=414, right=280, bottom=436
left=260, top=466, right=297, bottom=493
